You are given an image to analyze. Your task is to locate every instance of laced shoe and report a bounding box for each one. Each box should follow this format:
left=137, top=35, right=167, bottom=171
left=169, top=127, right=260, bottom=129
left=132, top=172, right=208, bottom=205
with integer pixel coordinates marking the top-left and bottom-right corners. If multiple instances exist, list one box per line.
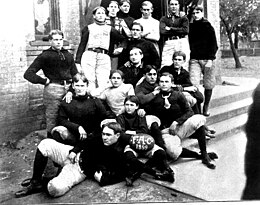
left=15, top=179, right=43, bottom=198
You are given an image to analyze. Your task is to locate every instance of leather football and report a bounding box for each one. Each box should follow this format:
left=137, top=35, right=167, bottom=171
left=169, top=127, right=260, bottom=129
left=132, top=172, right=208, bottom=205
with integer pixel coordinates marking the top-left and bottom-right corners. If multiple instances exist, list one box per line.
left=129, top=133, right=155, bottom=151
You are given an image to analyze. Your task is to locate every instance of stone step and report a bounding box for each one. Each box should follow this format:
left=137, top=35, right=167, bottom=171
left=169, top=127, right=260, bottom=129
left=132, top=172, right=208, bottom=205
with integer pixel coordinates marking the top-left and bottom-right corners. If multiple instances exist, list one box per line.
left=206, top=97, right=252, bottom=125
left=210, top=89, right=253, bottom=108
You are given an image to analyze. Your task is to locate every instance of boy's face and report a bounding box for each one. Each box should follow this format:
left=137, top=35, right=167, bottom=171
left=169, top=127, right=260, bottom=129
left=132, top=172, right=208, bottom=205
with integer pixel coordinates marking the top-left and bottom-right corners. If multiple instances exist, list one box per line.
left=72, top=79, right=88, bottom=96
left=102, top=126, right=120, bottom=146
left=50, top=34, right=63, bottom=50
left=159, top=75, right=173, bottom=92
left=129, top=48, right=143, bottom=64
left=120, top=2, right=130, bottom=14
left=125, top=100, right=139, bottom=114
left=141, top=4, right=153, bottom=19
left=173, top=55, right=185, bottom=69
left=145, top=68, right=157, bottom=85
left=93, top=8, right=106, bottom=22
left=169, top=0, right=179, bottom=14
left=107, top=2, right=119, bottom=17
left=131, top=24, right=142, bottom=39
left=110, top=72, right=123, bottom=88
left=193, top=10, right=203, bottom=21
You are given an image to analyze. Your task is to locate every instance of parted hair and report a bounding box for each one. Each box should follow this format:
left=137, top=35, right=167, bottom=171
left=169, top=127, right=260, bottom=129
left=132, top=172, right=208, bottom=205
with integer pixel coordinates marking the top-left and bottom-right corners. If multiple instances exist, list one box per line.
left=109, top=69, right=124, bottom=79
left=172, top=50, right=186, bottom=61
left=102, top=122, right=122, bottom=134
left=143, top=65, right=158, bottom=74
left=131, top=22, right=143, bottom=31
left=92, top=6, right=106, bottom=15
left=72, top=72, right=89, bottom=85
left=124, top=95, right=140, bottom=106
left=48, top=29, right=64, bottom=40
left=119, top=0, right=131, bottom=6
left=160, top=72, right=174, bottom=82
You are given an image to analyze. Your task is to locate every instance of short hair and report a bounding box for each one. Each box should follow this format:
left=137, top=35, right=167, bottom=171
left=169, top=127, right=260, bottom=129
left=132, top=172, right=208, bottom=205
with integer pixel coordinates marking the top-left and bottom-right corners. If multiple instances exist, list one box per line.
left=160, top=72, right=174, bottom=83
left=48, top=29, right=64, bottom=40
left=119, top=0, right=131, bottom=6
left=92, top=6, right=106, bottom=15
left=108, top=0, right=119, bottom=7
left=168, top=0, right=179, bottom=5
left=194, top=5, right=203, bottom=12
left=142, top=1, right=153, bottom=8
left=109, top=69, right=124, bottom=79
left=172, top=51, right=186, bottom=61
left=102, top=122, right=122, bottom=134
left=131, top=22, right=143, bottom=31
left=130, top=47, right=143, bottom=55
left=124, top=95, right=140, bottom=106
left=72, top=72, right=89, bottom=85
left=143, top=65, right=157, bottom=74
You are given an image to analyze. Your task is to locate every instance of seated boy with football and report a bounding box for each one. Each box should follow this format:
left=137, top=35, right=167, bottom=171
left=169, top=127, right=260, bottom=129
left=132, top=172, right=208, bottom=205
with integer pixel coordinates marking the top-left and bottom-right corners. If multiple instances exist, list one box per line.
left=116, top=95, right=174, bottom=186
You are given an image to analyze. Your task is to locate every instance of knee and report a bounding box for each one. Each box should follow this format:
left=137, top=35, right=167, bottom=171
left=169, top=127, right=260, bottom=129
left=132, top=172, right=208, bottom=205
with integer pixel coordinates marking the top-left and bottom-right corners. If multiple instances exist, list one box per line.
left=38, top=139, right=56, bottom=157
left=162, top=134, right=182, bottom=160
left=47, top=179, right=70, bottom=197
left=125, top=151, right=137, bottom=162
left=153, top=149, right=166, bottom=160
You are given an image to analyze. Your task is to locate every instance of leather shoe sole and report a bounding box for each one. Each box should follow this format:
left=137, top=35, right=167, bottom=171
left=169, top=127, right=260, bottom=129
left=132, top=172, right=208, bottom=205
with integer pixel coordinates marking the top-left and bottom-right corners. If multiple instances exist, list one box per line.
left=15, top=185, right=43, bottom=198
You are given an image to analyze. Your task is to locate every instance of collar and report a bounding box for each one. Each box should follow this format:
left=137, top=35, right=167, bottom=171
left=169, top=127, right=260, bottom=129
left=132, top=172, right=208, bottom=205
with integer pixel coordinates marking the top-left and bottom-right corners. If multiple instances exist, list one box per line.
left=94, top=20, right=106, bottom=26
left=130, top=62, right=143, bottom=68
left=73, top=94, right=90, bottom=100
left=167, top=11, right=180, bottom=18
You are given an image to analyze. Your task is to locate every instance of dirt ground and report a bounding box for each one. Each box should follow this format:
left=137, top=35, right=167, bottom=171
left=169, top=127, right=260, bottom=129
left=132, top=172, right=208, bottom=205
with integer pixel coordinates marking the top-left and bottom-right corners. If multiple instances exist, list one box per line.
left=221, top=56, right=260, bottom=78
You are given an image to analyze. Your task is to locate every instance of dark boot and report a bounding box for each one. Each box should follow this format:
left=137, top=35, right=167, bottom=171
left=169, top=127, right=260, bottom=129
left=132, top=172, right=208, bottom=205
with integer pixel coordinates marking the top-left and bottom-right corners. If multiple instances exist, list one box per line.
left=155, top=167, right=175, bottom=183
left=201, top=151, right=216, bottom=169
left=203, top=89, right=213, bottom=116
left=15, top=179, right=43, bottom=198
left=17, top=149, right=48, bottom=195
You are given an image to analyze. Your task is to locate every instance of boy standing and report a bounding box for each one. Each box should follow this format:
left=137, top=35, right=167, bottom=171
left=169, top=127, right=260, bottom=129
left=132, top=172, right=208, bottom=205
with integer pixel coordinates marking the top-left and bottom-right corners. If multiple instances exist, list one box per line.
left=75, top=6, right=125, bottom=97
left=24, top=30, right=78, bottom=138
left=135, top=1, right=160, bottom=55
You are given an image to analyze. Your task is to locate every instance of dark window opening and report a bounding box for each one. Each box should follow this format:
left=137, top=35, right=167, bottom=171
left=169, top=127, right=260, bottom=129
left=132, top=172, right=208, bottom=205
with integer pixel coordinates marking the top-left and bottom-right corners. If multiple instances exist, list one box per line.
left=34, top=0, right=61, bottom=41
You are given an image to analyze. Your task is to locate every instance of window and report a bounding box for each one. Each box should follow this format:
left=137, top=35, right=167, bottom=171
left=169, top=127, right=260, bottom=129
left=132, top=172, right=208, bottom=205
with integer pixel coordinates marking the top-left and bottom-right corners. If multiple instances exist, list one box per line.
left=33, top=0, right=61, bottom=40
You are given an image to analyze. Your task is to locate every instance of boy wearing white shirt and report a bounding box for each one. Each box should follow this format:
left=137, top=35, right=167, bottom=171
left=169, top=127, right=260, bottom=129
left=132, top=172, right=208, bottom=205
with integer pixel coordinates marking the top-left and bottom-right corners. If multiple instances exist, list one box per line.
left=135, top=1, right=160, bottom=55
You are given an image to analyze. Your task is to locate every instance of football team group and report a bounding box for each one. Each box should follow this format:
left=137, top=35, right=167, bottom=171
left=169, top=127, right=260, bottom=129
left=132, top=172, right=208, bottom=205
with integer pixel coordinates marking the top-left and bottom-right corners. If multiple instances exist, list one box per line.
left=15, top=0, right=219, bottom=198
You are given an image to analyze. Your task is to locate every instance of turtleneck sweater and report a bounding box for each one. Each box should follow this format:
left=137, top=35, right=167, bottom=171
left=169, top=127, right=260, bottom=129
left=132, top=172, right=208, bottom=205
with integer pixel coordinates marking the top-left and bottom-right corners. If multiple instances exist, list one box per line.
left=116, top=111, right=149, bottom=134
left=57, top=94, right=107, bottom=137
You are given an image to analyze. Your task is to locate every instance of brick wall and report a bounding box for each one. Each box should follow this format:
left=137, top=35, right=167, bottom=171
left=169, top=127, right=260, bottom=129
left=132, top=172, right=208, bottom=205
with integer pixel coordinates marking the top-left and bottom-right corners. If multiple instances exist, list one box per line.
left=0, top=0, right=79, bottom=144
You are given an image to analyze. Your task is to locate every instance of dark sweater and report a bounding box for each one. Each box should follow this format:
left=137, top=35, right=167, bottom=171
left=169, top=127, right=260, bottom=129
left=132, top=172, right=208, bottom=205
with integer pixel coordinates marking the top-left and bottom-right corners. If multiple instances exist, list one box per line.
left=118, top=63, right=144, bottom=87
left=159, top=14, right=189, bottom=41
left=119, top=38, right=160, bottom=68
left=116, top=111, right=149, bottom=134
left=189, top=18, right=218, bottom=60
left=24, top=47, right=78, bottom=85
left=79, top=135, right=128, bottom=186
left=145, top=89, right=194, bottom=128
left=135, top=80, right=158, bottom=107
left=160, top=65, right=192, bottom=88
left=117, top=11, right=135, bottom=37
left=58, top=95, right=107, bottom=143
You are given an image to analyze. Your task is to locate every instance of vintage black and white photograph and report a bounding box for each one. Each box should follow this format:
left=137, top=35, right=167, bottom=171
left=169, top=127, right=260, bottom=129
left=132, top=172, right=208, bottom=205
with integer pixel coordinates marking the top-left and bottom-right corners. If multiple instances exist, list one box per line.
left=1, top=0, right=260, bottom=204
